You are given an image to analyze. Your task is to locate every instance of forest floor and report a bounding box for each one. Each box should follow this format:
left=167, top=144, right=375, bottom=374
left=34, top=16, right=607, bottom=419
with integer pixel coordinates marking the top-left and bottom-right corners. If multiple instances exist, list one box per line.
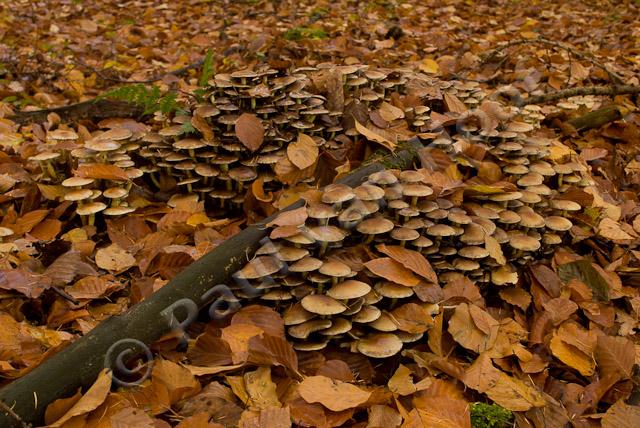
left=1, top=0, right=640, bottom=427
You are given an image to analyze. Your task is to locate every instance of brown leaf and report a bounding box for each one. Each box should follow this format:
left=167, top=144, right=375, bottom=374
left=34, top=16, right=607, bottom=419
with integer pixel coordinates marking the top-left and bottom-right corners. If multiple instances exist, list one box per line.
left=448, top=303, right=498, bottom=353
left=95, top=243, right=136, bottom=273
left=602, top=399, right=640, bottom=428
left=376, top=244, right=438, bottom=283
left=365, top=257, right=421, bottom=287
left=595, top=335, right=635, bottom=381
left=274, top=157, right=316, bottom=186
left=266, top=206, right=308, bottom=228
left=354, top=119, right=397, bottom=151
left=248, top=335, right=299, bottom=377
left=413, top=397, right=471, bottom=428
left=221, top=323, right=264, bottom=364
left=45, top=250, right=98, bottom=286
left=10, top=209, right=49, bottom=236
left=235, top=113, right=264, bottom=152
left=443, top=92, right=467, bottom=114
left=287, top=133, right=319, bottom=170
left=49, top=369, right=112, bottom=427
left=0, top=268, right=51, bottom=298
left=191, top=111, right=214, bottom=142
left=151, top=359, right=201, bottom=405
left=298, top=375, right=371, bottom=412
left=392, top=303, right=434, bottom=334
left=378, top=102, right=405, bottom=122
left=243, top=366, right=280, bottom=410
left=75, top=163, right=130, bottom=180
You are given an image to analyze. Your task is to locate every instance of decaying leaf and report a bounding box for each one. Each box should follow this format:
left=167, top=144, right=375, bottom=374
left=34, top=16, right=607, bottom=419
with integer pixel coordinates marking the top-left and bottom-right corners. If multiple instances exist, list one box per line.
left=235, top=113, right=265, bottom=152
left=287, top=133, right=318, bottom=170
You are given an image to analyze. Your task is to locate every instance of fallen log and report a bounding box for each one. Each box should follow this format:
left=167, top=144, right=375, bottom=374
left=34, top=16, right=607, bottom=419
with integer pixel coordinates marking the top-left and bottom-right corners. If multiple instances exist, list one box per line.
left=0, top=139, right=424, bottom=427
left=8, top=99, right=143, bottom=125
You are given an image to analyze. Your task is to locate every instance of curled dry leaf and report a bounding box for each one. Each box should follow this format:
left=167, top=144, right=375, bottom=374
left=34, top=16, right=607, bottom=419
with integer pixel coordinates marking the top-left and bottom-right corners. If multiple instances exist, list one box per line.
left=354, top=119, right=397, bottom=151
left=298, top=375, right=372, bottom=412
left=48, top=368, right=112, bottom=427
left=266, top=206, right=308, bottom=228
left=364, top=257, right=421, bottom=287
left=287, top=133, right=318, bottom=170
left=378, top=102, right=405, bottom=122
left=235, top=113, right=264, bottom=152
left=376, top=244, right=438, bottom=284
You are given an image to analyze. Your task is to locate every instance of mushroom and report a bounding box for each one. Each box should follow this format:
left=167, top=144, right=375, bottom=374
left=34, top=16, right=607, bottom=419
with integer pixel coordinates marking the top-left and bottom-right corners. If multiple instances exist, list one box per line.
left=301, top=294, right=347, bottom=316
left=356, top=333, right=403, bottom=358
left=76, top=201, right=106, bottom=226
left=356, top=216, right=394, bottom=244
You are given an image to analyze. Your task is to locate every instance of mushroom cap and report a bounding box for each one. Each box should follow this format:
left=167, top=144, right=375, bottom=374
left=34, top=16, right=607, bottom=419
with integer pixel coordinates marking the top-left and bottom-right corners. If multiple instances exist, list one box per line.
left=458, top=246, right=490, bottom=259
left=452, top=258, right=480, bottom=271
left=319, top=317, right=352, bottom=336
left=288, top=319, right=333, bottom=339
left=0, top=227, right=14, bottom=237
left=65, top=189, right=94, bottom=202
left=352, top=305, right=382, bottom=323
left=103, top=187, right=128, bottom=199
left=283, top=302, right=315, bottom=325
left=319, top=260, right=352, bottom=278
left=321, top=184, right=355, bottom=204
left=530, top=161, right=556, bottom=176
left=402, top=184, right=433, bottom=198
left=448, top=211, right=472, bottom=224
left=76, top=201, right=107, bottom=215
left=31, top=152, right=61, bottom=161
left=519, top=190, right=542, bottom=204
left=261, top=290, right=293, bottom=301
left=517, top=172, right=544, bottom=187
left=173, top=138, right=206, bottom=151
left=369, top=311, right=399, bottom=332
left=461, top=223, right=486, bottom=245
left=354, top=184, right=385, bottom=201
left=301, top=294, right=347, bottom=315
left=48, top=129, right=78, bottom=140
left=274, top=246, right=309, bottom=262
left=368, top=170, right=398, bottom=186
left=490, top=192, right=523, bottom=202
left=375, top=281, right=414, bottom=298
left=235, top=256, right=284, bottom=279
left=289, top=256, right=322, bottom=272
left=550, top=199, right=581, bottom=211
left=308, top=226, right=346, bottom=243
left=391, top=227, right=420, bottom=242
left=228, top=166, right=258, bottom=182
left=85, top=140, right=120, bottom=152
left=293, top=340, right=329, bottom=351
left=526, top=184, right=552, bottom=196
left=491, top=266, right=519, bottom=285
left=356, top=333, right=403, bottom=358
left=104, top=206, right=136, bottom=216
left=307, top=203, right=338, bottom=220
left=503, top=164, right=529, bottom=175
left=326, top=280, right=371, bottom=300
left=357, top=217, right=394, bottom=235
left=517, top=207, right=545, bottom=228
left=508, top=234, right=541, bottom=251
left=498, top=210, right=521, bottom=225
left=62, top=177, right=94, bottom=187
left=426, top=224, right=456, bottom=237
left=545, top=216, right=573, bottom=231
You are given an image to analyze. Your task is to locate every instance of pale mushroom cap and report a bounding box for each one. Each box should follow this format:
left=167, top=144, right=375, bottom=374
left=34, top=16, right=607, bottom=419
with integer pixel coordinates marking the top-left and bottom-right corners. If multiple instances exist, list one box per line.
left=368, top=170, right=398, bottom=185
left=104, top=206, right=136, bottom=216
left=31, top=152, right=61, bottom=161
left=550, top=199, right=581, bottom=211
left=491, top=266, right=519, bottom=285
left=508, top=234, right=541, bottom=251
left=301, top=294, right=347, bottom=315
left=307, top=203, right=338, bottom=220
left=391, top=227, right=420, bottom=242
left=274, top=246, right=309, bottom=262
left=283, top=303, right=315, bottom=325
left=173, top=138, right=206, bottom=150
left=288, top=319, right=332, bottom=339
left=368, top=311, right=399, bottom=332
left=357, top=217, right=394, bottom=235
left=452, top=258, right=480, bottom=271
left=321, top=184, right=355, bottom=204
left=517, top=207, right=545, bottom=228
left=545, top=216, right=573, bottom=231
left=319, top=260, right=352, bottom=278
left=319, top=317, right=352, bottom=336
left=402, top=184, right=433, bottom=198
left=48, top=129, right=78, bottom=140
left=356, top=333, right=403, bottom=358
left=426, top=224, right=456, bottom=237
left=326, top=280, right=371, bottom=300
left=293, top=340, right=329, bottom=351
left=103, top=187, right=128, bottom=199
left=76, top=201, right=107, bottom=215
left=498, top=210, right=521, bottom=225
left=261, top=290, right=293, bottom=301
left=490, top=192, right=523, bottom=202
left=308, top=226, right=346, bottom=243
left=65, top=189, right=94, bottom=202
left=375, top=281, right=414, bottom=298
left=289, top=256, right=323, bottom=272
left=458, top=246, right=490, bottom=259
left=0, top=227, right=14, bottom=237
left=354, top=184, right=385, bottom=201
left=517, top=172, right=544, bottom=187
left=62, top=177, right=94, bottom=187
left=352, top=305, right=382, bottom=323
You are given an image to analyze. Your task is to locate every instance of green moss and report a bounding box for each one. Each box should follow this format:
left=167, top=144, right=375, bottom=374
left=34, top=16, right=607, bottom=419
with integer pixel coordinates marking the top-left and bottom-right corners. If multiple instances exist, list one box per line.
left=283, top=27, right=327, bottom=41
left=470, top=403, right=513, bottom=428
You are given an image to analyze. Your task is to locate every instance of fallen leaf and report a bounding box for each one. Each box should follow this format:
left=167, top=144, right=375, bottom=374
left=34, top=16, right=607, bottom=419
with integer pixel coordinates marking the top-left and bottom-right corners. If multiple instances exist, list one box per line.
left=49, top=369, right=112, bottom=427
left=354, top=119, right=397, bottom=151
left=364, top=257, right=421, bottom=287
left=376, top=244, right=438, bottom=283
left=298, top=375, right=371, bottom=411
left=287, top=133, right=318, bottom=170
left=95, top=243, right=136, bottom=273
left=235, top=113, right=264, bottom=152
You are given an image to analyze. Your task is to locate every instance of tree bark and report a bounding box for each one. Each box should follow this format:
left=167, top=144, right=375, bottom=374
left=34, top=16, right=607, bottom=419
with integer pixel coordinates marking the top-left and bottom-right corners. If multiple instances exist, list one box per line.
left=0, top=139, right=423, bottom=427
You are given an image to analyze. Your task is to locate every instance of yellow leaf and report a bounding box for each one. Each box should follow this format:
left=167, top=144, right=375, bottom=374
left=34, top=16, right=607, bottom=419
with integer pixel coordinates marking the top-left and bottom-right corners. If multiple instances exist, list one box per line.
left=419, top=58, right=440, bottom=74
left=354, top=119, right=397, bottom=151
left=298, top=375, right=371, bottom=411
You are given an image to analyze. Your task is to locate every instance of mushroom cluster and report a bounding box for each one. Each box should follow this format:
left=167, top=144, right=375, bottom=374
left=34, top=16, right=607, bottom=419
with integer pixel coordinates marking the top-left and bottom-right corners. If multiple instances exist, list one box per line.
left=232, top=151, right=589, bottom=357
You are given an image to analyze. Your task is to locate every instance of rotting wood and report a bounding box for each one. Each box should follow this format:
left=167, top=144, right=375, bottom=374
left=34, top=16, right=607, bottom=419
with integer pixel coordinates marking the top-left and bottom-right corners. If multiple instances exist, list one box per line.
left=0, top=139, right=423, bottom=428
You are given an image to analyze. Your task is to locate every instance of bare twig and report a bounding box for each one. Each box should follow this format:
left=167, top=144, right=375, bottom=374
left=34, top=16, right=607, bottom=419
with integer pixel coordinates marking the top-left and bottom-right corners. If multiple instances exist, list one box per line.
left=481, top=37, right=625, bottom=84
left=521, top=85, right=640, bottom=105
left=0, top=401, right=29, bottom=428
